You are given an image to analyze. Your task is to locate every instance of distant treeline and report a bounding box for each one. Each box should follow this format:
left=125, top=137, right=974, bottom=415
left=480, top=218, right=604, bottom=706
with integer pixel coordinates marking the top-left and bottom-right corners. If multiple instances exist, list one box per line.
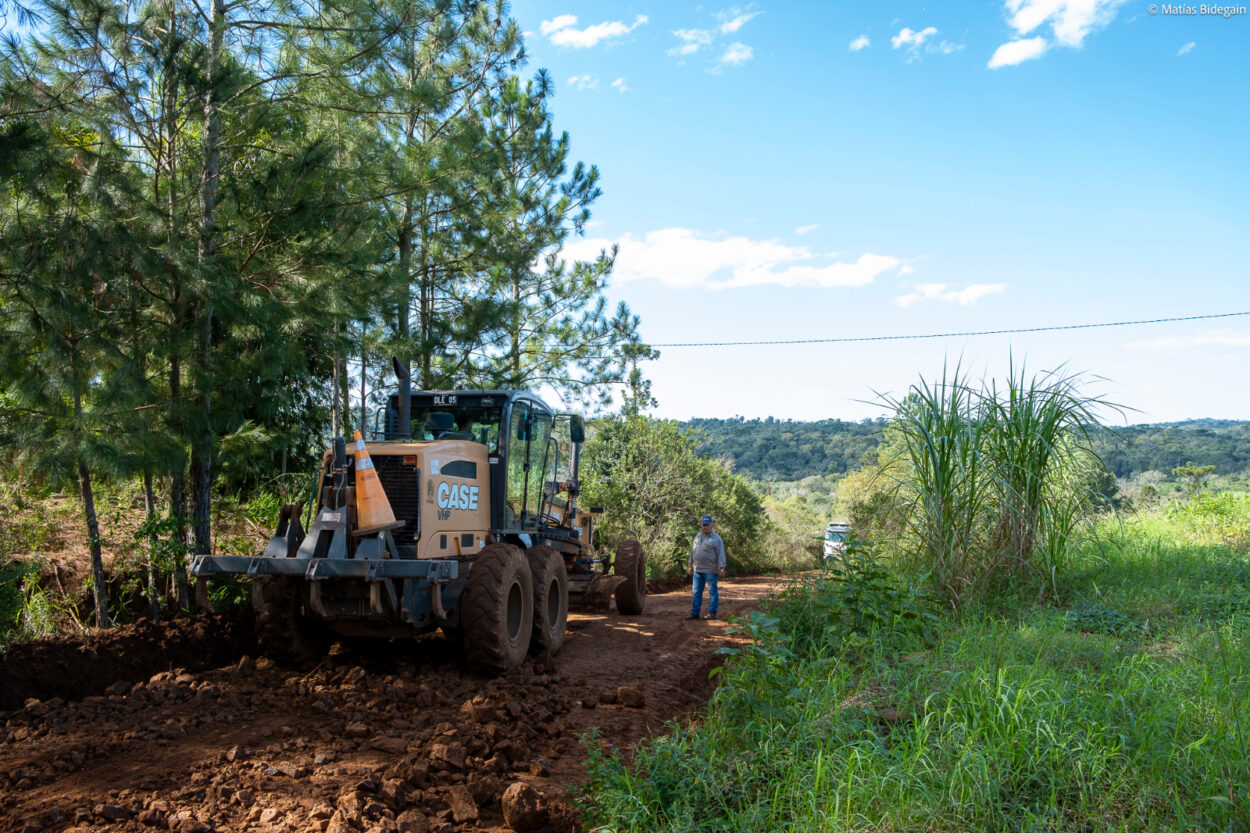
left=685, top=417, right=1250, bottom=481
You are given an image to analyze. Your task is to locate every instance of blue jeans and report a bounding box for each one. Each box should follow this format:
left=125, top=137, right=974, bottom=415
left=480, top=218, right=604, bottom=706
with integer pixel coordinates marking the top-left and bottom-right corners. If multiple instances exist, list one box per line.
left=691, top=572, right=719, bottom=617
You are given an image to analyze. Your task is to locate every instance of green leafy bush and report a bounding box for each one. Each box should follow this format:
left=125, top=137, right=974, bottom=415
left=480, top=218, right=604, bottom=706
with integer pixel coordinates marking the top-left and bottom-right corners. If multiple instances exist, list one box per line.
left=0, top=552, right=28, bottom=644
left=580, top=416, right=770, bottom=576
left=1064, top=603, right=1143, bottom=637
left=750, top=545, right=936, bottom=662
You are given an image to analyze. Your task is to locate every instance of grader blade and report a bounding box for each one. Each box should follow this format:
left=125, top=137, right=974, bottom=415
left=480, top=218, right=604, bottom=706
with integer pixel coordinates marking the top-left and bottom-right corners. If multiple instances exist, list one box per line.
left=568, top=574, right=628, bottom=611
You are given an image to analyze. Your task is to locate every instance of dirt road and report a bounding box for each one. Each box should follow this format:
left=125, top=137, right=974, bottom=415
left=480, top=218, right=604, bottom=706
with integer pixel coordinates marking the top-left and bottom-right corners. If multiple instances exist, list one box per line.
left=0, top=577, right=785, bottom=833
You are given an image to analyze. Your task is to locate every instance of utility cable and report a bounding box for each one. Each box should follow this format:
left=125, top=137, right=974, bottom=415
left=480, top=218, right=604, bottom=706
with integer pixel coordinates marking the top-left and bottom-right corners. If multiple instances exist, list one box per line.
left=650, top=311, right=1250, bottom=348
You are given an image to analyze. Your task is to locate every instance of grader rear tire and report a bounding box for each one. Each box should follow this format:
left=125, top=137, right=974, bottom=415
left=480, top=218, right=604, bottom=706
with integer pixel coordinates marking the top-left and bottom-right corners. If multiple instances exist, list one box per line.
left=526, top=545, right=568, bottom=656
left=463, top=543, right=534, bottom=673
left=613, top=540, right=647, bottom=615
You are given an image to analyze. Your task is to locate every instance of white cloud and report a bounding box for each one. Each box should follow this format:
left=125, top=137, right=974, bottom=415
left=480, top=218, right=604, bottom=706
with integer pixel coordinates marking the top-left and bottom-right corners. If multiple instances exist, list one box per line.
left=1004, top=0, right=1126, bottom=48
left=1126, top=330, right=1250, bottom=350
left=891, top=26, right=961, bottom=60
left=718, top=6, right=762, bottom=33
left=561, top=227, right=908, bottom=290
left=892, top=26, right=938, bottom=50
left=849, top=35, right=871, bottom=51
left=669, top=28, right=713, bottom=56
left=794, top=224, right=820, bottom=235
left=1178, top=41, right=1196, bottom=55
left=988, top=36, right=1048, bottom=68
left=540, top=14, right=577, bottom=36
left=611, top=77, right=629, bottom=93
left=546, top=14, right=648, bottom=48
left=893, top=282, right=1005, bottom=307
left=567, top=74, right=599, bottom=91
left=717, top=42, right=754, bottom=67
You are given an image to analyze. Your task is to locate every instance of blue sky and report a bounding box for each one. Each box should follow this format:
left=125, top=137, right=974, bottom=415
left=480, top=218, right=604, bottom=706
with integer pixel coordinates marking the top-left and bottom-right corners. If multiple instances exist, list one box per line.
left=516, top=1, right=1250, bottom=424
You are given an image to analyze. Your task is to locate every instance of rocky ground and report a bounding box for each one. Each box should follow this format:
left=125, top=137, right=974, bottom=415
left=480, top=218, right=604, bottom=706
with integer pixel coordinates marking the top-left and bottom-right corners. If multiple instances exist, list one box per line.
left=0, top=577, right=783, bottom=833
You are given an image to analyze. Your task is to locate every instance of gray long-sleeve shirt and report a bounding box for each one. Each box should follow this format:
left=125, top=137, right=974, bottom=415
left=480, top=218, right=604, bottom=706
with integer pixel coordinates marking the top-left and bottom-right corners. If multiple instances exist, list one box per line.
left=689, top=531, right=727, bottom=574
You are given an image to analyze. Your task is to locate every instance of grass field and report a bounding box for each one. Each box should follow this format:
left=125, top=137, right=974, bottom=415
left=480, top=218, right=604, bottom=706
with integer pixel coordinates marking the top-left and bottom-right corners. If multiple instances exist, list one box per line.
left=578, top=498, right=1250, bottom=832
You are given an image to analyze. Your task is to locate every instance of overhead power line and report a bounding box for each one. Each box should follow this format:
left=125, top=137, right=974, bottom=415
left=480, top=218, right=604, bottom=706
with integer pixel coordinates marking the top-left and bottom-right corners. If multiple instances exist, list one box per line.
left=650, top=311, right=1250, bottom=349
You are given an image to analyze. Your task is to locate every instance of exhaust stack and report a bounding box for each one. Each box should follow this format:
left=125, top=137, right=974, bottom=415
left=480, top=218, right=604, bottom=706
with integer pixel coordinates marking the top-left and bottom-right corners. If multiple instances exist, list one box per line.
left=392, top=357, right=412, bottom=440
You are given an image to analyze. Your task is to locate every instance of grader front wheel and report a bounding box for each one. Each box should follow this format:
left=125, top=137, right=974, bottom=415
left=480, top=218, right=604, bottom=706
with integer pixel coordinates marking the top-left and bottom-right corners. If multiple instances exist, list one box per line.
left=463, top=543, right=534, bottom=673
left=613, top=540, right=647, bottom=615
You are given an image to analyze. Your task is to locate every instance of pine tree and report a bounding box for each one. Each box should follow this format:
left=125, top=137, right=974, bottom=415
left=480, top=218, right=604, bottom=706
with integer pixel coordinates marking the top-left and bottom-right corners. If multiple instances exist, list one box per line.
left=467, top=71, right=650, bottom=409
left=0, top=112, right=147, bottom=626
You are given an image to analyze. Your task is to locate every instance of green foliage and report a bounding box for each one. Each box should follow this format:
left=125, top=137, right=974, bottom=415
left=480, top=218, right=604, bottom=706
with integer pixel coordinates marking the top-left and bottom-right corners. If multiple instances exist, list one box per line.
left=1167, top=490, right=1250, bottom=549
left=758, top=473, right=840, bottom=521
left=758, top=494, right=824, bottom=569
left=833, top=461, right=908, bottom=547
left=205, top=575, right=252, bottom=613
left=1064, top=603, right=1143, bottom=637
left=1100, top=420, right=1250, bottom=479
left=0, top=552, right=29, bottom=644
left=687, top=416, right=1250, bottom=486
left=687, top=415, right=888, bottom=480
left=730, top=545, right=936, bottom=664
left=580, top=416, right=770, bottom=576
left=880, top=362, right=1114, bottom=606
left=579, top=505, right=1250, bottom=833
left=1173, top=460, right=1218, bottom=495
left=0, top=0, right=654, bottom=632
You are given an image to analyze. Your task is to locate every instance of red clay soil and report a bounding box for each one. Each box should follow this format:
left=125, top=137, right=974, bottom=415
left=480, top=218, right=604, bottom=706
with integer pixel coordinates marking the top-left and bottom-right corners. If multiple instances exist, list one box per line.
left=0, top=577, right=785, bottom=833
left=0, top=615, right=258, bottom=712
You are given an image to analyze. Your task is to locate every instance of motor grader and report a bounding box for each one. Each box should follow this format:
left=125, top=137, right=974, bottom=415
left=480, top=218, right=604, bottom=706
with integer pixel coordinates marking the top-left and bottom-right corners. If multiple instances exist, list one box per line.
left=188, top=379, right=646, bottom=673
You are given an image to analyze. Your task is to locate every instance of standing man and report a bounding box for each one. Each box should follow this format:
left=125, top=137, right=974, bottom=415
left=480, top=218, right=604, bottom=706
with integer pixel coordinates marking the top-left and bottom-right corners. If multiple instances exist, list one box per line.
left=687, top=515, right=727, bottom=620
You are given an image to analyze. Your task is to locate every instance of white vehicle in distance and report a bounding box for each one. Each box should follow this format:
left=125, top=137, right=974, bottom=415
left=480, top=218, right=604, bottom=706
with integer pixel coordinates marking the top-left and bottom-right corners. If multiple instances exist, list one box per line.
left=823, top=522, right=850, bottom=560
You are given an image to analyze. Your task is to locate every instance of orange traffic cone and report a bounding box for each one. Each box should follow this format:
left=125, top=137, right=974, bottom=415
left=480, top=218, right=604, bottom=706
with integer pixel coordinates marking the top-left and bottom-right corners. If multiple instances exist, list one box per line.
left=353, top=430, right=399, bottom=532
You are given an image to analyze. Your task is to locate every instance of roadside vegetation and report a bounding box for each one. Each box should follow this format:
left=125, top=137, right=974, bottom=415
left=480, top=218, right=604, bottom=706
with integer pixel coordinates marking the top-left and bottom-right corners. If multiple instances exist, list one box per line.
left=578, top=367, right=1250, bottom=832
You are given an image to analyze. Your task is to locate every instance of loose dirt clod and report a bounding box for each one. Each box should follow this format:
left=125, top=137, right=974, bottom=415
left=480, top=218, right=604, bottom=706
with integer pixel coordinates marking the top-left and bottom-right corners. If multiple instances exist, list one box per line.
left=501, top=782, right=546, bottom=832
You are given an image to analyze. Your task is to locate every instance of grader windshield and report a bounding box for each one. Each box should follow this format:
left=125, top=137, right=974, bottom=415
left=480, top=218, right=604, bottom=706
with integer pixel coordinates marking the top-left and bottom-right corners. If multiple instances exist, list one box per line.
left=384, top=390, right=561, bottom=534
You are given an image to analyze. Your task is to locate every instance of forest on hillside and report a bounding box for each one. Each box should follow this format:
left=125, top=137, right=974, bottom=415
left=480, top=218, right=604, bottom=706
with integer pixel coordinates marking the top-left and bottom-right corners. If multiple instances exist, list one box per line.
left=687, top=416, right=1250, bottom=481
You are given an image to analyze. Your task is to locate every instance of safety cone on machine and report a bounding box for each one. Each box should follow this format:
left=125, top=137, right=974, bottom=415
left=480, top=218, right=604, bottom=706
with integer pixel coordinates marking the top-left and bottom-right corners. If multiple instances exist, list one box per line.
left=352, top=430, right=399, bottom=532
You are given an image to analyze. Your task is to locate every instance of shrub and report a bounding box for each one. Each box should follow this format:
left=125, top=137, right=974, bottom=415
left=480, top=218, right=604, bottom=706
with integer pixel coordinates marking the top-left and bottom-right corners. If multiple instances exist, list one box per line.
left=580, top=416, right=768, bottom=576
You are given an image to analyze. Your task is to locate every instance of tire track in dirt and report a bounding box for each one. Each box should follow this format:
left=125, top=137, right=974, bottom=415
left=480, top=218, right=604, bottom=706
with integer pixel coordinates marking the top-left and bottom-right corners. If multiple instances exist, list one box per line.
left=1, top=577, right=785, bottom=833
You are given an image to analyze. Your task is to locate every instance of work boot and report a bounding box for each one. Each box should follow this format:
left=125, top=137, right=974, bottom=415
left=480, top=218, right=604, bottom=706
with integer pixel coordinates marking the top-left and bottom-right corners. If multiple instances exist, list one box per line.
left=685, top=614, right=699, bottom=620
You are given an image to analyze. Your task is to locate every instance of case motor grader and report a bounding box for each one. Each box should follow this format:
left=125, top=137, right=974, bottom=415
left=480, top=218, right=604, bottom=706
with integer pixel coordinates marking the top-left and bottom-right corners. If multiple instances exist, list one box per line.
left=188, top=386, right=646, bottom=673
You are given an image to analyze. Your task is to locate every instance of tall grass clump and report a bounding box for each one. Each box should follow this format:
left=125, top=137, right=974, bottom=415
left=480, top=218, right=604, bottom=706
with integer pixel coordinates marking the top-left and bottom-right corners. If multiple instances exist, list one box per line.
left=885, top=364, right=994, bottom=604
left=881, top=361, right=1114, bottom=606
left=984, top=363, right=1109, bottom=595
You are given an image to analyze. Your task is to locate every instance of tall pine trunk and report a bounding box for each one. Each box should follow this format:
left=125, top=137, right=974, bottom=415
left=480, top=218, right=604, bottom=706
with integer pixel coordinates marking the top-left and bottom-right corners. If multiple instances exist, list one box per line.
left=73, top=389, right=111, bottom=628
left=169, top=353, right=191, bottom=612
left=192, top=0, right=226, bottom=560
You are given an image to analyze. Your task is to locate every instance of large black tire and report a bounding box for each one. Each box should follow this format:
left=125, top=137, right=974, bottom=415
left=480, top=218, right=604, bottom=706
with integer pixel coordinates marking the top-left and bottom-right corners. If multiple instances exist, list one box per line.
left=463, top=543, right=534, bottom=673
left=613, top=540, right=647, bottom=615
left=526, top=545, right=568, bottom=656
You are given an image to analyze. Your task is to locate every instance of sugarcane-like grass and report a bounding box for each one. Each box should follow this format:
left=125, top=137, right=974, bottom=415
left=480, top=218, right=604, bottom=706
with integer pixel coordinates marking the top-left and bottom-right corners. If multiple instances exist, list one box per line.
left=881, top=361, right=1115, bottom=607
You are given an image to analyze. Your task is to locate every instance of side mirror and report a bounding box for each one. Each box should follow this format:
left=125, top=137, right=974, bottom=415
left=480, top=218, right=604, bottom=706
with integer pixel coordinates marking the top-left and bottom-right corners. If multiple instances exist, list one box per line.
left=570, top=415, right=585, bottom=444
